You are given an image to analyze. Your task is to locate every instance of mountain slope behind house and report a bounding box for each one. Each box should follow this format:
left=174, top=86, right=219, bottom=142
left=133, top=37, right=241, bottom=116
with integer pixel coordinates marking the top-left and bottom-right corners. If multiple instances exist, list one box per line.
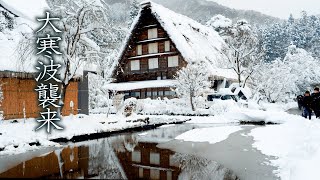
left=149, top=0, right=280, bottom=25
left=103, top=0, right=280, bottom=25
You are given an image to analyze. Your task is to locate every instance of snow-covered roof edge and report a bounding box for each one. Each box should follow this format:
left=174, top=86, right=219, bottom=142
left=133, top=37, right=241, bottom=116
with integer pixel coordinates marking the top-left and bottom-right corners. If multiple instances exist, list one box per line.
left=108, top=8, right=142, bottom=78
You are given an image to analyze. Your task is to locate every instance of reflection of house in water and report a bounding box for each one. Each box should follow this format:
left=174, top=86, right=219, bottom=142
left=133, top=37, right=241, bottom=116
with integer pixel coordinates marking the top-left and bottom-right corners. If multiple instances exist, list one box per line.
left=0, top=146, right=89, bottom=178
left=0, top=125, right=238, bottom=179
left=0, top=139, right=127, bottom=179
left=113, top=126, right=194, bottom=180
left=116, top=141, right=180, bottom=180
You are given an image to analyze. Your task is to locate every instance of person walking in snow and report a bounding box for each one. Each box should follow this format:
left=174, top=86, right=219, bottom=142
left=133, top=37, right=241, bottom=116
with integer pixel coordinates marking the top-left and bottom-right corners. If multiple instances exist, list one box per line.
left=297, top=95, right=303, bottom=110
left=302, top=91, right=313, bottom=120
left=311, top=87, right=320, bottom=118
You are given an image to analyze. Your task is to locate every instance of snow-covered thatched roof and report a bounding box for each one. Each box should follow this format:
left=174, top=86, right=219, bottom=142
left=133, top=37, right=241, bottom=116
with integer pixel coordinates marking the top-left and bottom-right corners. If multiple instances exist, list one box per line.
left=114, top=1, right=237, bottom=80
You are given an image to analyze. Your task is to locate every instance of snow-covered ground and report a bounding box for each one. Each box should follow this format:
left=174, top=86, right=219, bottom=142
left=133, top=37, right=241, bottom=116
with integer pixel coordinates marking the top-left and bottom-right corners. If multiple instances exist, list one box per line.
left=0, top=114, right=189, bottom=155
left=1, top=100, right=319, bottom=180
left=250, top=116, right=320, bottom=180
left=175, top=126, right=242, bottom=144
left=173, top=103, right=320, bottom=180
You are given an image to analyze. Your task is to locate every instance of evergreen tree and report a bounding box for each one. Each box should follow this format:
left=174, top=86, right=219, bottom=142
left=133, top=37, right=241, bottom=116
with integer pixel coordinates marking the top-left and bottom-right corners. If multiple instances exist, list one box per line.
left=260, top=11, right=320, bottom=61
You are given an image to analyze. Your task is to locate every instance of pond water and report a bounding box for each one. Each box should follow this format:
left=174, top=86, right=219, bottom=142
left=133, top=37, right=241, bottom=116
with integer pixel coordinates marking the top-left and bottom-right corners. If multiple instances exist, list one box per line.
left=0, top=124, right=278, bottom=180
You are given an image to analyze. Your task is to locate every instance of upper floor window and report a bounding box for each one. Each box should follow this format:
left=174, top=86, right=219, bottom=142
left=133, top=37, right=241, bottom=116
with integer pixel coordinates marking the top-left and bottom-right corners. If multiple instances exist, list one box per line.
left=131, top=60, right=140, bottom=71
left=148, top=28, right=158, bottom=39
left=165, top=41, right=170, bottom=52
left=168, top=56, right=179, bottom=67
left=137, top=45, right=142, bottom=55
left=150, top=152, right=160, bottom=165
left=148, top=58, right=158, bottom=69
left=148, top=42, right=158, bottom=54
left=132, top=150, right=141, bottom=162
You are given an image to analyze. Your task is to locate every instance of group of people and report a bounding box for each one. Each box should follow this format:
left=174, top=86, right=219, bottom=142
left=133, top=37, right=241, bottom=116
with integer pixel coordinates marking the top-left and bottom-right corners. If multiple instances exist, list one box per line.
left=297, top=87, right=320, bottom=120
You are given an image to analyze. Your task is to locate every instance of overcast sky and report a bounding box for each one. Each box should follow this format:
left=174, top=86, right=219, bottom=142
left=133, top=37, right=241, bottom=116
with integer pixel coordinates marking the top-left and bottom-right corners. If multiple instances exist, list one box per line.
left=208, top=0, right=320, bottom=19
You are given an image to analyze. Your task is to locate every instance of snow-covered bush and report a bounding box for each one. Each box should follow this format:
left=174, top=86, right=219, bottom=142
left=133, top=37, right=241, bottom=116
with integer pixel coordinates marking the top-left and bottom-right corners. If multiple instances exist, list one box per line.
left=121, top=98, right=138, bottom=117
left=134, top=98, right=239, bottom=116
left=207, top=100, right=240, bottom=116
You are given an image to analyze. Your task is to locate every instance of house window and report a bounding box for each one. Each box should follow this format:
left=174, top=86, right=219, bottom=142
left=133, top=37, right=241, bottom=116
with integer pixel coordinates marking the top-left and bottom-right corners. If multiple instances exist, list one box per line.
left=167, top=171, right=172, bottom=180
left=134, top=91, right=141, bottom=98
left=161, top=72, right=167, bottom=79
left=165, top=41, right=170, bottom=52
left=139, top=168, right=143, bottom=178
left=168, top=56, right=179, bottom=67
left=165, top=91, right=175, bottom=96
left=132, top=150, right=141, bottom=162
left=147, top=91, right=152, bottom=97
left=158, top=91, right=164, bottom=96
left=152, top=91, right=158, bottom=97
left=150, top=169, right=160, bottom=180
left=148, top=42, right=158, bottom=54
left=148, top=58, right=158, bottom=69
left=150, top=152, right=160, bottom=165
left=137, top=45, right=142, bottom=55
left=131, top=60, right=140, bottom=71
left=148, top=28, right=158, bottom=39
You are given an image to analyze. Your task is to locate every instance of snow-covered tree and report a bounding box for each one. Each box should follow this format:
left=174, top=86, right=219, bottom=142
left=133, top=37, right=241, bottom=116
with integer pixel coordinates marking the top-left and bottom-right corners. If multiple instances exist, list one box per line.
left=0, top=7, right=16, bottom=31
left=252, top=58, right=298, bottom=103
left=128, top=0, right=139, bottom=27
left=174, top=62, right=210, bottom=111
left=48, top=0, right=110, bottom=111
left=17, top=0, right=122, bottom=113
left=206, top=14, right=232, bottom=38
left=89, top=73, right=112, bottom=109
left=210, top=18, right=262, bottom=87
left=260, top=12, right=320, bottom=61
left=252, top=45, right=320, bottom=103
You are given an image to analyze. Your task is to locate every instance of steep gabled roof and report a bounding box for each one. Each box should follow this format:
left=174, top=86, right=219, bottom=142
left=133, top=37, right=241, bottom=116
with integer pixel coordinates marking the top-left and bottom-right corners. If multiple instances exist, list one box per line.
left=113, top=1, right=236, bottom=80
left=146, top=1, right=225, bottom=65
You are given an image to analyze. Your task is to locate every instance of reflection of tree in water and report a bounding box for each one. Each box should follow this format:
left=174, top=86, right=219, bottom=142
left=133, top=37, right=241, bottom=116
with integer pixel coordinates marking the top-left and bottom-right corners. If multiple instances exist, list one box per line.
left=88, top=138, right=126, bottom=179
left=87, top=135, right=139, bottom=178
left=172, top=153, right=239, bottom=180
left=109, top=134, right=139, bottom=154
left=123, top=135, right=138, bottom=152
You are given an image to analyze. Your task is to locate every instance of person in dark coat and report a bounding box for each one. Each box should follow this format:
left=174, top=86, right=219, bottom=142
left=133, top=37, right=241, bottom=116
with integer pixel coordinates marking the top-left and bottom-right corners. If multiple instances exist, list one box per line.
left=297, top=95, right=303, bottom=110
left=302, top=91, right=313, bottom=120
left=311, top=87, right=320, bottom=118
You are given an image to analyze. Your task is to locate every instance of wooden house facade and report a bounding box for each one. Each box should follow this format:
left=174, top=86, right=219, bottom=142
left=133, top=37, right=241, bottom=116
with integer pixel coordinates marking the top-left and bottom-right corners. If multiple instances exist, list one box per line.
left=0, top=72, right=79, bottom=120
left=109, top=1, right=237, bottom=99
